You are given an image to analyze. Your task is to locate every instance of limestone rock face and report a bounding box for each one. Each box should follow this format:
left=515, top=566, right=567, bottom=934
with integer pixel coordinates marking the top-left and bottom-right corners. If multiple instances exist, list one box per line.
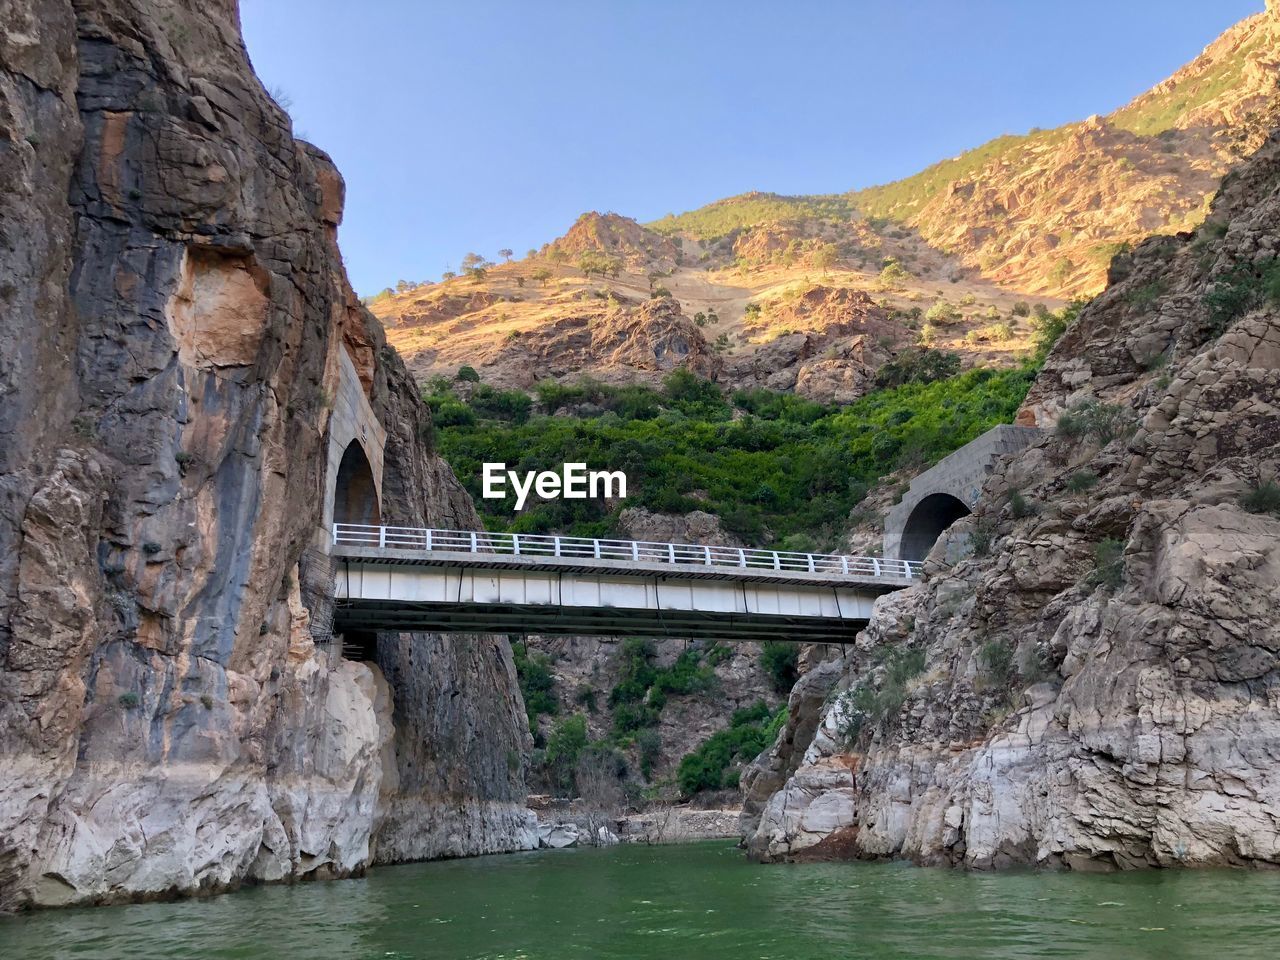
left=745, top=126, right=1280, bottom=870
left=0, top=0, right=532, bottom=909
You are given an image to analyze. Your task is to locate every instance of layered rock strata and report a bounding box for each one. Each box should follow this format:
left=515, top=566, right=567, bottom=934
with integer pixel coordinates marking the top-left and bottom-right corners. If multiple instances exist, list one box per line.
left=0, top=0, right=532, bottom=909
left=743, top=123, right=1280, bottom=870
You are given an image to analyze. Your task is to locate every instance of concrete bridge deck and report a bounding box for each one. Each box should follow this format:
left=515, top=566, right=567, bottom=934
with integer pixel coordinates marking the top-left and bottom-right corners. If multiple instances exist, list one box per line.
left=330, top=525, right=921, bottom=643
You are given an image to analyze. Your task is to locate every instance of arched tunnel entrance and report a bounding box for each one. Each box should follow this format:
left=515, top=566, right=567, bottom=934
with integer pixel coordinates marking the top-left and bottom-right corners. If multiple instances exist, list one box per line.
left=899, top=492, right=971, bottom=563
left=333, top=440, right=382, bottom=527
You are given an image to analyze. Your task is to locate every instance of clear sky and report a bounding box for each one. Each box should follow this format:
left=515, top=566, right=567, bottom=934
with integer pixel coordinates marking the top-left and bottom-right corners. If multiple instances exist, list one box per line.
left=240, top=0, right=1263, bottom=295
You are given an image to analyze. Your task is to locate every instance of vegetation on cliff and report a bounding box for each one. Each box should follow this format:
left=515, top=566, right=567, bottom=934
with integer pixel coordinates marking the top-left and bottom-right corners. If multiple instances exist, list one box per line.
left=426, top=361, right=1038, bottom=550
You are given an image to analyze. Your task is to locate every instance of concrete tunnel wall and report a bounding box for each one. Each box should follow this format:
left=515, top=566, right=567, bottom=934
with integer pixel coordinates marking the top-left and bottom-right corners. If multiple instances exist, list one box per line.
left=883, top=425, right=1041, bottom=562
left=322, top=346, right=387, bottom=532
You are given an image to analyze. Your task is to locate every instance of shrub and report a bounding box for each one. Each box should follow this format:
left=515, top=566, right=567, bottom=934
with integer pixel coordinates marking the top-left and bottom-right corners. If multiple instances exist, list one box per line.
left=468, top=384, right=532, bottom=424
left=574, top=684, right=597, bottom=711
left=836, top=646, right=926, bottom=744
left=636, top=729, right=663, bottom=780
left=759, top=642, right=799, bottom=694
left=1089, top=538, right=1126, bottom=590
left=1066, top=470, right=1099, bottom=494
left=978, top=639, right=1016, bottom=690
left=1055, top=399, right=1131, bottom=446
left=543, top=714, right=588, bottom=793
left=512, top=642, right=558, bottom=727
left=1030, top=301, right=1084, bottom=361
left=1012, top=301, right=1031, bottom=317
left=969, top=517, right=997, bottom=556
left=925, top=301, right=961, bottom=325
left=1240, top=481, right=1280, bottom=517
left=142, top=541, right=162, bottom=555
left=872, top=348, right=961, bottom=389
left=430, top=399, right=475, bottom=427
left=1008, top=490, right=1036, bottom=519
left=117, top=692, right=140, bottom=709
left=456, top=365, right=481, bottom=383
left=676, top=701, right=774, bottom=796
left=1126, top=280, right=1166, bottom=309
left=1202, top=259, right=1280, bottom=334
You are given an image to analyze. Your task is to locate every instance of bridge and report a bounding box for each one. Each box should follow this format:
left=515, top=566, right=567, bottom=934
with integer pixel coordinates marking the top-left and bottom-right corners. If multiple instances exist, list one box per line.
left=331, top=525, right=921, bottom=643
left=319, top=360, right=1037, bottom=645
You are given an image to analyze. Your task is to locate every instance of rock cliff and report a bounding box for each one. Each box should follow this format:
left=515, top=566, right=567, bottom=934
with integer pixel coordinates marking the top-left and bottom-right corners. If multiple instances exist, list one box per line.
left=742, top=121, right=1280, bottom=869
left=0, top=0, right=532, bottom=909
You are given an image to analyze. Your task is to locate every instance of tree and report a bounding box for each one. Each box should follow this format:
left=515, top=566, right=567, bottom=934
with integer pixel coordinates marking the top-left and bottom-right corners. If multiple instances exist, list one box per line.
left=532, top=267, right=553, bottom=287
left=461, top=251, right=492, bottom=283
left=925, top=300, right=961, bottom=326
left=395, top=279, right=411, bottom=293
left=526, top=248, right=538, bottom=260
left=498, top=248, right=513, bottom=263
left=811, top=242, right=839, bottom=275
left=879, top=257, right=909, bottom=288
left=441, top=270, right=457, bottom=281
left=456, top=365, right=481, bottom=383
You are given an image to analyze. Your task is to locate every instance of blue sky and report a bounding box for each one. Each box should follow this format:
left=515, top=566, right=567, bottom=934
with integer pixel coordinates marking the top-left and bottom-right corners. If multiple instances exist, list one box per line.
left=240, top=1, right=1263, bottom=294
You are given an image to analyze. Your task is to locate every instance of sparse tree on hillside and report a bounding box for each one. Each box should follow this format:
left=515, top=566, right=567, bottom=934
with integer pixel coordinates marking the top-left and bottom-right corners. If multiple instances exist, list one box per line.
left=526, top=248, right=538, bottom=260
left=532, top=267, right=553, bottom=287
left=442, top=270, right=457, bottom=281
left=578, top=251, right=622, bottom=280
left=395, top=279, right=411, bottom=293
left=461, top=252, right=487, bottom=272
left=879, top=257, right=909, bottom=288
left=926, top=301, right=961, bottom=326
left=516, top=276, right=525, bottom=288
left=547, top=246, right=568, bottom=265
left=812, top=242, right=839, bottom=275
left=499, top=248, right=513, bottom=263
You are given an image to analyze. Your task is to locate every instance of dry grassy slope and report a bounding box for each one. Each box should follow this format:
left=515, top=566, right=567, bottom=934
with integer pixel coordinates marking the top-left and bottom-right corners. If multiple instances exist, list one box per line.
left=370, top=8, right=1277, bottom=395
left=873, top=9, right=1280, bottom=297
left=371, top=212, right=1050, bottom=398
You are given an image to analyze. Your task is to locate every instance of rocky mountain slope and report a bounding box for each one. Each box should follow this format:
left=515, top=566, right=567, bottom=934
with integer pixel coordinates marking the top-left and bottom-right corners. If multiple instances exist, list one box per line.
left=0, top=0, right=532, bottom=909
left=371, top=6, right=1278, bottom=395
left=740, top=105, right=1280, bottom=869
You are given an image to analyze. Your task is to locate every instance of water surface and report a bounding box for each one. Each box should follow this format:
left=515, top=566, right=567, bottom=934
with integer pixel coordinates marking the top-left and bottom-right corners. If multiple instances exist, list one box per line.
left=5, top=841, right=1279, bottom=959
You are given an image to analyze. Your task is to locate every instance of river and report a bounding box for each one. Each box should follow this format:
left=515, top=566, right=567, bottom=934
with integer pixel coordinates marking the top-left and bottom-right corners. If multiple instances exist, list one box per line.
left=5, top=841, right=1279, bottom=959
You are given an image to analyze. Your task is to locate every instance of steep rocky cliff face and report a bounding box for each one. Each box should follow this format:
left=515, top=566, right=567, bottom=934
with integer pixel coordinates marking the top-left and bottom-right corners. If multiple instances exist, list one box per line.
left=742, top=123, right=1280, bottom=869
left=0, top=0, right=532, bottom=910
left=520, top=510, right=783, bottom=794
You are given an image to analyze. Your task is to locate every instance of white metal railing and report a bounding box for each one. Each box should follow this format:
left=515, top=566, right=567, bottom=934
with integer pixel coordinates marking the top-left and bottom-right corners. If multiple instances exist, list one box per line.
left=331, top=524, right=922, bottom=582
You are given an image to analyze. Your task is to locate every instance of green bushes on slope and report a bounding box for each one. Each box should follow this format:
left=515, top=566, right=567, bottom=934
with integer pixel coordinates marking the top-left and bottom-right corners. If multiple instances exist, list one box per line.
left=676, top=702, right=783, bottom=796
left=428, top=365, right=1036, bottom=548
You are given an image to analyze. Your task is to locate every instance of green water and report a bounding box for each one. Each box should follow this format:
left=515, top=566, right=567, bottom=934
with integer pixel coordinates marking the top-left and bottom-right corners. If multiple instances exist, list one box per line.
left=5, top=842, right=1280, bottom=959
